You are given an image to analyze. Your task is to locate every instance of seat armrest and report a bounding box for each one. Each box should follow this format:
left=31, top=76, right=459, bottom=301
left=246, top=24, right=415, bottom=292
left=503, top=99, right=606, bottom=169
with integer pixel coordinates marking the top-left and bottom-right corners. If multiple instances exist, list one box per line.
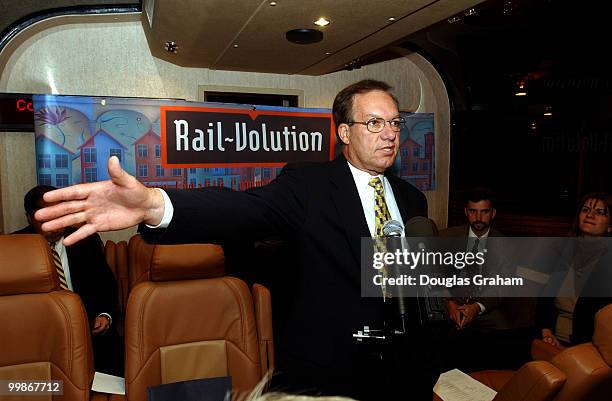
left=492, top=361, right=566, bottom=401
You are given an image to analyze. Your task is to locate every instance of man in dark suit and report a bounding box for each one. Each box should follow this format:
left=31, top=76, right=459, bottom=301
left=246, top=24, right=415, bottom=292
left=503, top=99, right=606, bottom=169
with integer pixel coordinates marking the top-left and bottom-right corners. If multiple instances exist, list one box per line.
left=13, top=185, right=122, bottom=375
left=438, top=187, right=535, bottom=371
left=439, top=187, right=505, bottom=329
left=35, top=80, right=429, bottom=399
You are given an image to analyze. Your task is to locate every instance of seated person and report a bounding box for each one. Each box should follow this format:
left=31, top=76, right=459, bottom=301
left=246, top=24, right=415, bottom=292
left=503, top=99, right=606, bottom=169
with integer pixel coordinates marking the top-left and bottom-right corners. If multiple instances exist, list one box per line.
left=538, top=192, right=612, bottom=348
left=13, top=185, right=122, bottom=375
left=437, top=187, right=536, bottom=371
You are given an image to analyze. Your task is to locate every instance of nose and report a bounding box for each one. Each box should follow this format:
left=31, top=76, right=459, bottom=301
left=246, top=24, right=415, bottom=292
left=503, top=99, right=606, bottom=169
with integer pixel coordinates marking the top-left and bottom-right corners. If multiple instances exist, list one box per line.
left=380, top=122, right=397, bottom=140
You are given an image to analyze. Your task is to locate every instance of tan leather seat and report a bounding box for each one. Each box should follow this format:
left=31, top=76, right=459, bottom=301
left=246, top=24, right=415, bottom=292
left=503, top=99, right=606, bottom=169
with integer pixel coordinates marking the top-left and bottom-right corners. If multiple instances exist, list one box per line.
left=433, top=360, right=566, bottom=401
left=0, top=234, right=94, bottom=401
left=443, top=304, right=612, bottom=401
left=546, top=304, right=612, bottom=401
left=124, top=240, right=273, bottom=401
left=127, top=234, right=153, bottom=290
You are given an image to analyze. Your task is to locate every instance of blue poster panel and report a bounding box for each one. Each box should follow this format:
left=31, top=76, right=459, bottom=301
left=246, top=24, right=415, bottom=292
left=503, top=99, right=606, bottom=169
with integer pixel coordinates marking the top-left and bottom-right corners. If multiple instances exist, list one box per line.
left=32, top=95, right=435, bottom=191
left=32, top=95, right=332, bottom=190
left=392, top=112, right=435, bottom=191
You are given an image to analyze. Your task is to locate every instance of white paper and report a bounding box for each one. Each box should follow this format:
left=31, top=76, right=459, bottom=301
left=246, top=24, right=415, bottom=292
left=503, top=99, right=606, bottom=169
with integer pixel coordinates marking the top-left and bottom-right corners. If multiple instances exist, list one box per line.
left=91, top=371, right=126, bottom=395
left=433, top=369, right=497, bottom=401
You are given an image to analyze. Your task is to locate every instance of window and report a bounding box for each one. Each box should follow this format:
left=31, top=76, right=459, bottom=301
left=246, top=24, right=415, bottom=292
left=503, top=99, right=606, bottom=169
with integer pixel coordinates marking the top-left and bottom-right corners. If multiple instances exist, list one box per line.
left=39, top=174, right=51, bottom=185
left=423, top=161, right=429, bottom=171
left=155, top=144, right=161, bottom=158
left=138, top=164, right=148, bottom=177
left=84, top=148, right=97, bottom=163
left=109, top=148, right=122, bottom=162
left=156, top=165, right=164, bottom=177
left=263, top=168, right=271, bottom=179
left=84, top=168, right=97, bottom=182
left=412, top=162, right=418, bottom=172
left=38, top=154, right=51, bottom=169
left=401, top=148, right=409, bottom=157
left=137, top=144, right=148, bottom=158
left=189, top=168, right=196, bottom=174
left=172, top=168, right=182, bottom=176
left=55, top=154, right=68, bottom=169
left=275, top=168, right=282, bottom=176
left=413, top=148, right=419, bottom=157
left=56, top=173, right=69, bottom=187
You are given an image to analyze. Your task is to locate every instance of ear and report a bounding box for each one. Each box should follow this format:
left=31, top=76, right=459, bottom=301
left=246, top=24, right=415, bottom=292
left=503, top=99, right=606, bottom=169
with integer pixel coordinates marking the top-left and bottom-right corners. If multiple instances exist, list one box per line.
left=491, top=208, right=497, bottom=220
left=338, top=123, right=350, bottom=145
left=464, top=207, right=468, bottom=217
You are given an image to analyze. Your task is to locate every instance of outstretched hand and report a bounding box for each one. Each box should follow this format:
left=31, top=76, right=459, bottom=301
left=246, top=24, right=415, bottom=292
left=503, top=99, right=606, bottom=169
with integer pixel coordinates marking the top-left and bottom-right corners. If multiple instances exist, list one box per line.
left=35, top=156, right=165, bottom=246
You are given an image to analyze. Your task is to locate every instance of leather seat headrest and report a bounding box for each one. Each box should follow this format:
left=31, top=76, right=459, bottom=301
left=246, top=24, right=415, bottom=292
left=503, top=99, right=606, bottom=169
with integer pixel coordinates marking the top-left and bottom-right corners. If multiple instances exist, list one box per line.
left=0, top=234, right=59, bottom=295
left=593, top=303, right=612, bottom=366
left=150, top=243, right=224, bottom=281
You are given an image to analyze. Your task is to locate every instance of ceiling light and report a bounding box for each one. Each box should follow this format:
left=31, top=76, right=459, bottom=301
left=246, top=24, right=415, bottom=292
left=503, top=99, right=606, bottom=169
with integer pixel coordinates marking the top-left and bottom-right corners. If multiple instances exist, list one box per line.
left=325, top=52, right=332, bottom=55
left=164, top=41, right=178, bottom=54
left=233, top=44, right=239, bottom=48
left=447, top=15, right=461, bottom=24
left=515, top=81, right=527, bottom=96
left=388, top=17, right=396, bottom=22
left=544, top=105, right=552, bottom=116
left=269, top=1, right=277, bottom=6
left=314, top=17, right=330, bottom=27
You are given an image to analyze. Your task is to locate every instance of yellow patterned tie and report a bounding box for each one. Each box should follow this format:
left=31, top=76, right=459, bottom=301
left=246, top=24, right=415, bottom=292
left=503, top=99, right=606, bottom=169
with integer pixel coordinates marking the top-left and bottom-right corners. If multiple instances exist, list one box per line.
left=369, top=177, right=392, bottom=298
left=369, top=177, right=391, bottom=237
left=49, top=242, right=69, bottom=290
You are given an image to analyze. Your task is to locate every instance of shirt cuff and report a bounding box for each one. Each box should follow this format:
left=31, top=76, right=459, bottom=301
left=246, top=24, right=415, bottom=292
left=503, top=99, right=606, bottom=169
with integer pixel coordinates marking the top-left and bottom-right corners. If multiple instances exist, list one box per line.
left=97, top=313, right=112, bottom=326
left=476, top=302, right=485, bottom=314
left=145, top=188, right=174, bottom=229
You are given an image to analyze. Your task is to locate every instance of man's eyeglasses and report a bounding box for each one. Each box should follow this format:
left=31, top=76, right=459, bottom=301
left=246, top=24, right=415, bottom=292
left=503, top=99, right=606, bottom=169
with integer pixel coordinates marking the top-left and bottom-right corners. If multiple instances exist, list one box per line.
left=346, top=117, right=406, bottom=133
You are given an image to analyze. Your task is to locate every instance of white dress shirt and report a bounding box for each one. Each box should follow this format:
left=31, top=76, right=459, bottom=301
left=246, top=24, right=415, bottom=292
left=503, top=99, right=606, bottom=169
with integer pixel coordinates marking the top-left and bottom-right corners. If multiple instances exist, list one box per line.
left=467, top=227, right=490, bottom=314
left=346, top=161, right=404, bottom=237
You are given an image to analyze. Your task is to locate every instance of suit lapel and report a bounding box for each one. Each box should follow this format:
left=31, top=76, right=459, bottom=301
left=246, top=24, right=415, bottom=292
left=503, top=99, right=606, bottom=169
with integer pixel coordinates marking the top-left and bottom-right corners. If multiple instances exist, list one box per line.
left=329, top=155, right=370, bottom=265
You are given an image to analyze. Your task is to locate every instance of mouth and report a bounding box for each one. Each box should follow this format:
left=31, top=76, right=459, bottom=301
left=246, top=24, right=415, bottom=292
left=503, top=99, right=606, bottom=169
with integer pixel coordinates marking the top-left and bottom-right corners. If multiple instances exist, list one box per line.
left=377, top=145, right=396, bottom=155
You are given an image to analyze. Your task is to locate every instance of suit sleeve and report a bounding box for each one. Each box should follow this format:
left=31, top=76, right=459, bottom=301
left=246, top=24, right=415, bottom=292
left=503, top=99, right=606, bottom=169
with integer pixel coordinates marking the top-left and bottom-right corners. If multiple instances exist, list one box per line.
left=140, top=163, right=307, bottom=245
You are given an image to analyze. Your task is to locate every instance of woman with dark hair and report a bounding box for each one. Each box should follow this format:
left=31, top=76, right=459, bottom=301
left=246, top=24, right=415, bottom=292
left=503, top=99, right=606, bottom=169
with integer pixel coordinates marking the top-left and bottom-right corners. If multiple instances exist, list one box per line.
left=539, top=192, right=612, bottom=348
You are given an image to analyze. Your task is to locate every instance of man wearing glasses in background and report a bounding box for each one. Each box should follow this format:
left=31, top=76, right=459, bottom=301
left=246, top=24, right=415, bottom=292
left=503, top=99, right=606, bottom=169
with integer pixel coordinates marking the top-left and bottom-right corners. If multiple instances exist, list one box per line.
left=36, top=80, right=430, bottom=400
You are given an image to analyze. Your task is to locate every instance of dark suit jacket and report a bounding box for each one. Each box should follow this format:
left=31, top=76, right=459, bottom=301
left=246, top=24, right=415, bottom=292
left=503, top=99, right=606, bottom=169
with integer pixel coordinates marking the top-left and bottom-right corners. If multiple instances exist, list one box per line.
left=12, top=226, right=118, bottom=324
left=438, top=224, right=537, bottom=330
left=438, top=224, right=504, bottom=311
left=141, top=154, right=427, bottom=385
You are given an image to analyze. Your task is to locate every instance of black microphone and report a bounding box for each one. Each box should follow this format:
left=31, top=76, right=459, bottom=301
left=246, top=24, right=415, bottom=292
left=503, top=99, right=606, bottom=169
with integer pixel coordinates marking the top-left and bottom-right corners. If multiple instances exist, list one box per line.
left=381, top=219, right=407, bottom=334
left=403, top=216, right=444, bottom=326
